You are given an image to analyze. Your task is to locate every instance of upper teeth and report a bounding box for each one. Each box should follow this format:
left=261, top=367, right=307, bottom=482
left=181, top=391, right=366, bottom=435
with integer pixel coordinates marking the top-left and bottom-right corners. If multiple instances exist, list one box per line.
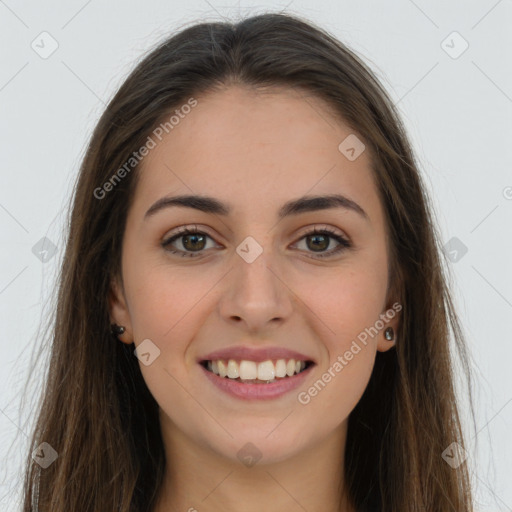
left=207, top=359, right=306, bottom=381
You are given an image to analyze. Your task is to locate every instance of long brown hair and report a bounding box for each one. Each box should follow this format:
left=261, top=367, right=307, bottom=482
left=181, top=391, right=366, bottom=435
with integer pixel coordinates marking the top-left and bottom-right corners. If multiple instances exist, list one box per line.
left=20, top=12, right=474, bottom=511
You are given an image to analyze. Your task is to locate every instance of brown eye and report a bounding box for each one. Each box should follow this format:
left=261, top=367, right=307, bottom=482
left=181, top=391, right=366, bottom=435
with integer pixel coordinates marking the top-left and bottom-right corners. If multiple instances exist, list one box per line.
left=162, top=228, right=218, bottom=257
left=181, top=233, right=207, bottom=251
left=294, top=228, right=351, bottom=258
left=306, top=233, right=330, bottom=252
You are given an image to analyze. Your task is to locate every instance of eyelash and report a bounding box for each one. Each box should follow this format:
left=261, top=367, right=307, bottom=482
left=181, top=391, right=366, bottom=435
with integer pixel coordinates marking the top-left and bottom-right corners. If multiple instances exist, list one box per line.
left=161, top=226, right=351, bottom=259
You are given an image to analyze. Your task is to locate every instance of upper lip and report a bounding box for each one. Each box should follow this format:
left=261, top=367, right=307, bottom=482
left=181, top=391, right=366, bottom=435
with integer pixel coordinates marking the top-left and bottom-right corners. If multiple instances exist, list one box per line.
left=198, top=345, right=315, bottom=364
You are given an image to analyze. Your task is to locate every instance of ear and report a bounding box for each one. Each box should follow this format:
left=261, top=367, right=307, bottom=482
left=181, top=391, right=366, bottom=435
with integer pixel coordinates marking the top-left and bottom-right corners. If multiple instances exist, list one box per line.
left=108, top=275, right=133, bottom=345
left=376, top=300, right=402, bottom=352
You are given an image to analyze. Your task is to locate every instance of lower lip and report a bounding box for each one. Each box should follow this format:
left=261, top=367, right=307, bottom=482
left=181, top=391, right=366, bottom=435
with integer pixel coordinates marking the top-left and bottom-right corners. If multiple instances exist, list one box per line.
left=200, top=363, right=314, bottom=400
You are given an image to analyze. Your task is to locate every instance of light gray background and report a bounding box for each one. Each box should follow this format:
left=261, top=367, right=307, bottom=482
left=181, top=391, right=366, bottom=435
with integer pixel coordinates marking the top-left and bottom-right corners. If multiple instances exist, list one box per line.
left=1, top=1, right=511, bottom=510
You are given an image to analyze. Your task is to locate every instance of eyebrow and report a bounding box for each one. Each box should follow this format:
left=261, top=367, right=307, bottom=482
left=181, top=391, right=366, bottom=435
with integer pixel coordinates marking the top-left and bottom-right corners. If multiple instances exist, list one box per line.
left=144, top=193, right=369, bottom=221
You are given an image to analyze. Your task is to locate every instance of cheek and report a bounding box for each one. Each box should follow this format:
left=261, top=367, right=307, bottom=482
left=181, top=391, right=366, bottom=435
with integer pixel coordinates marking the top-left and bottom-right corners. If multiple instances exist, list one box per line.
left=297, top=261, right=388, bottom=349
left=291, top=257, right=386, bottom=404
left=123, top=261, right=212, bottom=410
left=125, top=254, right=204, bottom=321
left=123, top=257, right=214, bottom=361
left=293, top=288, right=379, bottom=427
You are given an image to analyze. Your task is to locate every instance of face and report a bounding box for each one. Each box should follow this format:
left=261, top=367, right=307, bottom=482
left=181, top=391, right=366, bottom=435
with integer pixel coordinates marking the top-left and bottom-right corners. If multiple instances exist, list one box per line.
left=109, top=85, right=399, bottom=465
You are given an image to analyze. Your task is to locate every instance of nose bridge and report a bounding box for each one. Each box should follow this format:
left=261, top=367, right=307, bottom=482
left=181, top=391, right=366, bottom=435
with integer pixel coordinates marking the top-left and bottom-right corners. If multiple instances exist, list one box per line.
left=239, top=240, right=277, bottom=295
left=235, top=236, right=281, bottom=305
left=219, top=234, right=293, bottom=330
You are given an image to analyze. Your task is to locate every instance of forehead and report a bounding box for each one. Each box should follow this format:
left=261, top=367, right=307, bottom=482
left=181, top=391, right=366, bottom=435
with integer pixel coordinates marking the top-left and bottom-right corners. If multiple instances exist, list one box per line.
left=130, top=85, right=382, bottom=223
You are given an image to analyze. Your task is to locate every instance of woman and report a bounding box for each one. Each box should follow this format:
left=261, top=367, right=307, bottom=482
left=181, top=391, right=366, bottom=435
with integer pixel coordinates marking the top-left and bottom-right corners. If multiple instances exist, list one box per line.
left=21, top=12, right=474, bottom=512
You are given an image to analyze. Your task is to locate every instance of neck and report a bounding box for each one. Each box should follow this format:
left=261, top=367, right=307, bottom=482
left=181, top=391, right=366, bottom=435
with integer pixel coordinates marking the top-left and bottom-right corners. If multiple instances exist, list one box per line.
left=153, top=413, right=355, bottom=512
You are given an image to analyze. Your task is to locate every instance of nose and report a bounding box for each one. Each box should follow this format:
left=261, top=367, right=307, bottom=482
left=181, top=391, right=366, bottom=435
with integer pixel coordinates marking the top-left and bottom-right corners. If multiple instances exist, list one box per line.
left=217, top=244, right=294, bottom=334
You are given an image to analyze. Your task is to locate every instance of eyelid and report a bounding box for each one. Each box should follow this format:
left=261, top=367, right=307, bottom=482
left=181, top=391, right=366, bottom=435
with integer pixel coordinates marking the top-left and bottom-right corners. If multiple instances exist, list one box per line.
left=294, top=223, right=350, bottom=242
left=161, top=225, right=221, bottom=251
left=161, top=224, right=351, bottom=258
left=163, top=223, right=349, bottom=243
left=290, top=225, right=351, bottom=259
left=163, top=224, right=223, bottom=243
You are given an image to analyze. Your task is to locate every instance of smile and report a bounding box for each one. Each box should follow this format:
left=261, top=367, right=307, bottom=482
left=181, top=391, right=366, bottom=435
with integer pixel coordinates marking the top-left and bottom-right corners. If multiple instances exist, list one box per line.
left=201, top=358, right=312, bottom=383
left=198, top=345, right=316, bottom=400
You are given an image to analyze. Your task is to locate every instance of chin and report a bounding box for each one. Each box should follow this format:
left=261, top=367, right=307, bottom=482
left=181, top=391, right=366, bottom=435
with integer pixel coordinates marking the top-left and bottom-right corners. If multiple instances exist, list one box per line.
left=206, top=423, right=310, bottom=466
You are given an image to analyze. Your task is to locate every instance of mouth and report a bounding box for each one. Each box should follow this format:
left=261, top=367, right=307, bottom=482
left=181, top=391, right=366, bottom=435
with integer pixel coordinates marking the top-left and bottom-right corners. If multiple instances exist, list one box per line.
left=197, top=345, right=316, bottom=400
left=200, top=358, right=314, bottom=384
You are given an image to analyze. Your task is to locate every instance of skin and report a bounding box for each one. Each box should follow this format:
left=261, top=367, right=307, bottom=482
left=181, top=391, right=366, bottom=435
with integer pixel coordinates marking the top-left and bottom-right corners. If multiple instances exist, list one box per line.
left=109, top=85, right=399, bottom=512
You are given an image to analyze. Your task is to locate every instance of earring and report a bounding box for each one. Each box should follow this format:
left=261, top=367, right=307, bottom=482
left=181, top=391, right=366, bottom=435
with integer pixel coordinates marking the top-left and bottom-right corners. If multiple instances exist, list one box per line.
left=111, top=323, right=125, bottom=337
left=384, top=327, right=394, bottom=341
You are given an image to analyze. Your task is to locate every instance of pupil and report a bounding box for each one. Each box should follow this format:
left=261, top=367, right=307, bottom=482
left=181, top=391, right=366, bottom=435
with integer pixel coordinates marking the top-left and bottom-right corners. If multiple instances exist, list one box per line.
left=308, top=234, right=328, bottom=251
left=183, top=234, right=205, bottom=251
